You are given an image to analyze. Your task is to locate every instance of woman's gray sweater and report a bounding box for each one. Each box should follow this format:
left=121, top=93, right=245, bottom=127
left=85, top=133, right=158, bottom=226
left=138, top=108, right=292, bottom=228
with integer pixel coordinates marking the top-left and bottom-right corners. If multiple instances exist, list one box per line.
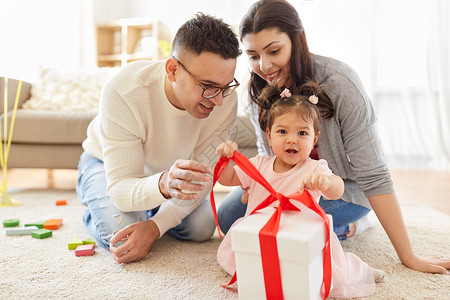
left=248, top=54, right=394, bottom=209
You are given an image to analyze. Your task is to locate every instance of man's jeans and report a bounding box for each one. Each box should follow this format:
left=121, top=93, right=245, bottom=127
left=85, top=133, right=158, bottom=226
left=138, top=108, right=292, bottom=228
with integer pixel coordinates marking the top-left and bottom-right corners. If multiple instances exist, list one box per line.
left=217, top=186, right=370, bottom=240
left=76, top=152, right=216, bottom=249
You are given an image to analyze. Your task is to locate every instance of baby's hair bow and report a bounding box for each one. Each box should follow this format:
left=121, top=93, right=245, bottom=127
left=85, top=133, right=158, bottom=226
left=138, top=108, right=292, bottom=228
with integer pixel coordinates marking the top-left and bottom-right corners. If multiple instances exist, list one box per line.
left=308, top=95, right=319, bottom=104
left=280, top=88, right=291, bottom=98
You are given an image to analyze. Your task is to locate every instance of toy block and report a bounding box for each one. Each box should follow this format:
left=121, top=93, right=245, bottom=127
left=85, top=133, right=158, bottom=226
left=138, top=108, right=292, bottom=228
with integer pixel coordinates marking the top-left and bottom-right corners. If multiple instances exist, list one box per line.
left=43, top=219, right=63, bottom=230
left=56, top=199, right=67, bottom=206
left=68, top=236, right=83, bottom=250
left=31, top=228, right=52, bottom=239
left=25, top=220, right=47, bottom=229
left=82, top=237, right=96, bottom=247
left=75, top=244, right=95, bottom=256
left=6, top=226, right=39, bottom=236
left=3, top=218, right=20, bottom=227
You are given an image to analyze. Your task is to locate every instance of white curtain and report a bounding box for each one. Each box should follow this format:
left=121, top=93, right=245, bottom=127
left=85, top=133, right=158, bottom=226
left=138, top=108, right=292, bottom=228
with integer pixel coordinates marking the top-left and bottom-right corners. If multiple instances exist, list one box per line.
left=305, top=0, right=450, bottom=171
left=78, top=0, right=96, bottom=68
left=375, top=0, right=450, bottom=171
left=427, top=0, right=450, bottom=169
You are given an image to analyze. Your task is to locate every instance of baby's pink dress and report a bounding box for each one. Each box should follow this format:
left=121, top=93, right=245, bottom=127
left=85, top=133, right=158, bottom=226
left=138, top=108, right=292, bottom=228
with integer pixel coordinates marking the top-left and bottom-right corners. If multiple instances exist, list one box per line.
left=217, top=156, right=377, bottom=298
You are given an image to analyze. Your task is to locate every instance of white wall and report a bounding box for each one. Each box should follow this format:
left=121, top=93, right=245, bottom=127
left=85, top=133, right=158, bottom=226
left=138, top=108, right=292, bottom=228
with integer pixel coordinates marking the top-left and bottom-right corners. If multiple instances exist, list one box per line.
left=92, top=0, right=254, bottom=31
left=1, top=0, right=372, bottom=87
left=0, top=0, right=96, bottom=82
left=1, top=0, right=448, bottom=170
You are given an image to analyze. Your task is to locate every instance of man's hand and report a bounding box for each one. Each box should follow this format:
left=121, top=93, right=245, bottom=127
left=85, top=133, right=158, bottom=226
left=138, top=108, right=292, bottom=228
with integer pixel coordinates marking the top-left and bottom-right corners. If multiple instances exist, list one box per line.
left=109, top=219, right=160, bottom=264
left=159, top=159, right=211, bottom=200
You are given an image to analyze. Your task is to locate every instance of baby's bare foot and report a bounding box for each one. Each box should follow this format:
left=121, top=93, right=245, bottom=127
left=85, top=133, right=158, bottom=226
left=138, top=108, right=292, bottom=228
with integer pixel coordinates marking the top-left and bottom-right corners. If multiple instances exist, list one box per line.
left=373, top=268, right=386, bottom=283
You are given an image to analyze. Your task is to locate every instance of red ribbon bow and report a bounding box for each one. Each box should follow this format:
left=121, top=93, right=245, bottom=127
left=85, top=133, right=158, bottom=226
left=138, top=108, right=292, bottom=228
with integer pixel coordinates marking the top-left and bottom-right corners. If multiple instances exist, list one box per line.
left=210, top=151, right=332, bottom=300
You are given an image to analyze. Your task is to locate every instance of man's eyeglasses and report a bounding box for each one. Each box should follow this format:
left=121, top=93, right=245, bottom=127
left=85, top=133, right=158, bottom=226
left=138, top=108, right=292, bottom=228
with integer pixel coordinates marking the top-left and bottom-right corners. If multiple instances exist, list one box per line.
left=172, top=55, right=239, bottom=99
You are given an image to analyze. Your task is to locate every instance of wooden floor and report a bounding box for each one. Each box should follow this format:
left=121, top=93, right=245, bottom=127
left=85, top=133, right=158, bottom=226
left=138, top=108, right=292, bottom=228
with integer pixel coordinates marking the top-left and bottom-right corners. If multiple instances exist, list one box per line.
left=1, top=168, right=449, bottom=216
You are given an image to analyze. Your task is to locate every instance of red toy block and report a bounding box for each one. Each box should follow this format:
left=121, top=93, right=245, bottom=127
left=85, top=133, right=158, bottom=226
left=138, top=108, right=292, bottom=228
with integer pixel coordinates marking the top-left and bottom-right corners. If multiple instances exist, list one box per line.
left=43, top=219, right=63, bottom=230
left=56, top=199, right=67, bottom=206
left=75, top=244, right=95, bottom=256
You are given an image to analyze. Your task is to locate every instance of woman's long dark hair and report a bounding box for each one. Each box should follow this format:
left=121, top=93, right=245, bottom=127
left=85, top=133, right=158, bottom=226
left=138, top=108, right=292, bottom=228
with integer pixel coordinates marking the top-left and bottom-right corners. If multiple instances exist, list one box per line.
left=240, top=0, right=334, bottom=130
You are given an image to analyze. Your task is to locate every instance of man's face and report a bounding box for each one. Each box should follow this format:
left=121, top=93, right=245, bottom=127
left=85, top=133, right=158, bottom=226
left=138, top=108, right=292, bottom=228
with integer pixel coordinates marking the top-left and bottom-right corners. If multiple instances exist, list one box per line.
left=167, top=52, right=237, bottom=119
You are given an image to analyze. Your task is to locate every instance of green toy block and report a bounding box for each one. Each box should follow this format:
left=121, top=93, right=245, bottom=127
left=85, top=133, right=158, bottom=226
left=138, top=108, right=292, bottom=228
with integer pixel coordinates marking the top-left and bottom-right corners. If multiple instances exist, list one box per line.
left=82, top=238, right=96, bottom=247
left=68, top=236, right=83, bottom=250
left=31, top=229, right=52, bottom=239
left=25, top=220, right=47, bottom=229
left=3, top=218, right=20, bottom=227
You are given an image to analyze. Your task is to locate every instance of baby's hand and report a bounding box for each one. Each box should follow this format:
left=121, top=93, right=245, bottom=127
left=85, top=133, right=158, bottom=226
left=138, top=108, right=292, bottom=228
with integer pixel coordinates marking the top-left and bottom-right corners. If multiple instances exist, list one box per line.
left=216, top=141, right=238, bottom=158
left=299, top=173, right=331, bottom=193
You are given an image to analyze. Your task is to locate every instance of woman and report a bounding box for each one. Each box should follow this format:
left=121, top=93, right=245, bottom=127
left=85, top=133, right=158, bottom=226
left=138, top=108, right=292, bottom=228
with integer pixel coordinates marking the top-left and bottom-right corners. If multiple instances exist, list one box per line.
left=218, top=0, right=449, bottom=274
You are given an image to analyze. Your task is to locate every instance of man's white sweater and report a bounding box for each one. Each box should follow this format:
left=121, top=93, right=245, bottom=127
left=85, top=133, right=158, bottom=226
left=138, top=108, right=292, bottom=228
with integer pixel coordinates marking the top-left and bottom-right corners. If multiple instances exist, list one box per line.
left=83, top=60, right=237, bottom=236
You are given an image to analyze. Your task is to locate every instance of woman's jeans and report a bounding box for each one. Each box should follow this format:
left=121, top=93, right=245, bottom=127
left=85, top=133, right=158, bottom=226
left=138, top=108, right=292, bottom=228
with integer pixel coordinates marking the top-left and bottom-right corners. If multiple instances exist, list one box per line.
left=76, top=152, right=216, bottom=249
left=217, top=186, right=371, bottom=240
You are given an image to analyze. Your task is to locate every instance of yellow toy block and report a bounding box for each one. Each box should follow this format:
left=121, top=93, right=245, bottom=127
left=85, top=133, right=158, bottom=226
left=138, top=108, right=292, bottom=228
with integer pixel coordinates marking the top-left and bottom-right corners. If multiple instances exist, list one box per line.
left=68, top=236, right=83, bottom=250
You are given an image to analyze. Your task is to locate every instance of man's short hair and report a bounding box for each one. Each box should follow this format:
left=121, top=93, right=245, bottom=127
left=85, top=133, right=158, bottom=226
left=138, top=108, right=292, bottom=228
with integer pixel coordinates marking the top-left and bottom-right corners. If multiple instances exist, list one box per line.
left=172, top=13, right=241, bottom=59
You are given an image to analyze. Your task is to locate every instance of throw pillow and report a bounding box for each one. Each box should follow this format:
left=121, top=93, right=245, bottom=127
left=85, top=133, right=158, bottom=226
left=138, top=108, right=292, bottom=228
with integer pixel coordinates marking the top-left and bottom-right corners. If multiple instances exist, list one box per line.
left=22, top=66, right=119, bottom=112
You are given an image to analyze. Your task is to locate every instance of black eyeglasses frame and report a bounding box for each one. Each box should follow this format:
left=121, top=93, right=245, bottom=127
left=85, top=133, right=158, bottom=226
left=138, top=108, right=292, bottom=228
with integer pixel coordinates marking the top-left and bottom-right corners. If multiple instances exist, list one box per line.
left=172, top=55, right=239, bottom=99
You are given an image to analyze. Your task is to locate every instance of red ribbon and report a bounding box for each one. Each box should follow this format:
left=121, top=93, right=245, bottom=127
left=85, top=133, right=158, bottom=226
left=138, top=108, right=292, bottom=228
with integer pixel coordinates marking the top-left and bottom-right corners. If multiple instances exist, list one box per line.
left=210, top=151, right=332, bottom=300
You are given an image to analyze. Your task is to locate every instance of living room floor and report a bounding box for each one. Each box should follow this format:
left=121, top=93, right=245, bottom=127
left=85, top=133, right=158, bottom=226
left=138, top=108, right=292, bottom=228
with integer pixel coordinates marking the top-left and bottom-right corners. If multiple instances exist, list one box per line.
left=2, top=168, right=449, bottom=216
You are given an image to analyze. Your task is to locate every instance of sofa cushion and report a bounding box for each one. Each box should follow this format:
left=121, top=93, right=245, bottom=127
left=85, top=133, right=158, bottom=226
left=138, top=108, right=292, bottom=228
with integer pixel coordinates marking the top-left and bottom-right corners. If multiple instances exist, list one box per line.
left=7, top=144, right=84, bottom=169
left=1, top=110, right=96, bottom=144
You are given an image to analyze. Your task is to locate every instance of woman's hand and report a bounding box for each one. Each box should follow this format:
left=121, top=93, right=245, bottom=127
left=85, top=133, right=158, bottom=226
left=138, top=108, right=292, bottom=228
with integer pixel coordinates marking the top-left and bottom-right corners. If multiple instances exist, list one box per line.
left=369, top=193, right=450, bottom=275
left=402, top=254, right=450, bottom=274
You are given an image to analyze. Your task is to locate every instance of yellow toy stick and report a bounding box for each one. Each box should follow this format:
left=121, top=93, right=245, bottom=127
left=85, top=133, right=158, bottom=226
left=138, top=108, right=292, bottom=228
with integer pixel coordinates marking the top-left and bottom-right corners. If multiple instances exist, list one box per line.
left=0, top=78, right=22, bottom=206
left=0, top=77, right=6, bottom=169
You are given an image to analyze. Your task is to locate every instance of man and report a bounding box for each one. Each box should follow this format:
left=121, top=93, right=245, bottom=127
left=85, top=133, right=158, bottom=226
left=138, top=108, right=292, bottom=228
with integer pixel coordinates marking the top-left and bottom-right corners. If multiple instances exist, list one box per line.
left=76, top=13, right=241, bottom=263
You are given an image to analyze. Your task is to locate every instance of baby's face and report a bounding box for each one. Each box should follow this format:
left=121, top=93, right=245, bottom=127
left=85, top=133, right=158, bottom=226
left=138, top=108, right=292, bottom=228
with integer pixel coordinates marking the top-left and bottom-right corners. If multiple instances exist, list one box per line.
left=266, top=110, right=317, bottom=172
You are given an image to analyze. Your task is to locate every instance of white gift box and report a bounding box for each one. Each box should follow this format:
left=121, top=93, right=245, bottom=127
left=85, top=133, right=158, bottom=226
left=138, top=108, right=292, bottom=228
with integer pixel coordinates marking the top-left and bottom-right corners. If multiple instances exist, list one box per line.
left=231, top=206, right=332, bottom=300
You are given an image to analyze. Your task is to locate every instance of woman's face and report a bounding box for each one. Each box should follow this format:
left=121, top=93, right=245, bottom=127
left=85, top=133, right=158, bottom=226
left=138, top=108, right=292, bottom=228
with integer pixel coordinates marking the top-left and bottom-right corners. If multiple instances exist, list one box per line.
left=242, top=28, right=292, bottom=88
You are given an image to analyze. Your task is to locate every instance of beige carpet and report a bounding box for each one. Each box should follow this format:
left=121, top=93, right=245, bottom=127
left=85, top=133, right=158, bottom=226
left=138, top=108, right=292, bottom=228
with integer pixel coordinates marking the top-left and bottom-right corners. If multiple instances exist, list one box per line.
left=0, top=189, right=449, bottom=300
